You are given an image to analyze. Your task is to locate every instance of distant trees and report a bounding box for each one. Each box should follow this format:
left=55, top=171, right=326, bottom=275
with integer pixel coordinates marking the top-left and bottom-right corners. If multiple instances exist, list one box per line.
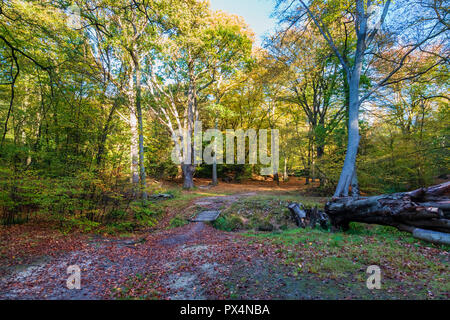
left=267, top=27, right=346, bottom=185
left=146, top=2, right=252, bottom=189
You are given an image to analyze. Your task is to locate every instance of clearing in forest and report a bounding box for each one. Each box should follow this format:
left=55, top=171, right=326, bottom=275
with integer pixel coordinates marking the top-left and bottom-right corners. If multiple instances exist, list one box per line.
left=0, top=181, right=448, bottom=300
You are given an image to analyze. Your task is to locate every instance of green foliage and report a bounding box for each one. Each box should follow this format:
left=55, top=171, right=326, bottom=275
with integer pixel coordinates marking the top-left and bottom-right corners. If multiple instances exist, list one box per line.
left=0, top=159, right=132, bottom=227
left=60, top=218, right=101, bottom=234
left=131, top=202, right=162, bottom=228
left=105, top=221, right=137, bottom=235
left=212, top=215, right=244, bottom=232
left=169, top=216, right=188, bottom=229
left=146, top=161, right=178, bottom=180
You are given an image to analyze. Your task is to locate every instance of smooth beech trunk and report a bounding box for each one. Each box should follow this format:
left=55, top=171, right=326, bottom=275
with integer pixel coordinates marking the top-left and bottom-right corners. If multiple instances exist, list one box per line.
left=300, top=0, right=393, bottom=198
left=212, top=120, right=218, bottom=186
left=129, top=72, right=140, bottom=189
left=212, top=160, right=218, bottom=186
left=182, top=62, right=196, bottom=190
left=283, top=158, right=288, bottom=181
left=333, top=46, right=362, bottom=198
left=182, top=164, right=195, bottom=189
left=129, top=56, right=148, bottom=200
left=134, top=57, right=148, bottom=201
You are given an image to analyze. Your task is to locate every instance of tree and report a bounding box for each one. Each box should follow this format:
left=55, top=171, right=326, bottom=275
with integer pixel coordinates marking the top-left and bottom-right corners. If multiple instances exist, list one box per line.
left=147, top=1, right=252, bottom=189
left=80, top=0, right=170, bottom=200
left=276, top=0, right=449, bottom=197
left=267, top=27, right=346, bottom=185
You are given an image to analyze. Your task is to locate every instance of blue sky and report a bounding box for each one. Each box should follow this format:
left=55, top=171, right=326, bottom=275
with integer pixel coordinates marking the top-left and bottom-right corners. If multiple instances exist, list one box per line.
left=209, top=0, right=277, bottom=46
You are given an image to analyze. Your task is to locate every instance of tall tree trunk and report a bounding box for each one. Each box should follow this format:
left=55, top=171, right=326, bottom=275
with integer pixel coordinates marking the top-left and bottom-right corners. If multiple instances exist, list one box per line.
left=134, top=57, right=148, bottom=201
left=129, top=70, right=140, bottom=192
left=311, top=144, right=315, bottom=183
left=212, top=119, right=218, bottom=186
left=182, top=164, right=195, bottom=189
left=283, top=157, right=288, bottom=181
left=306, top=136, right=311, bottom=185
left=183, top=62, right=196, bottom=190
left=333, top=79, right=360, bottom=197
left=333, top=0, right=379, bottom=198
left=272, top=127, right=279, bottom=186
left=351, top=167, right=359, bottom=197
left=333, top=5, right=367, bottom=197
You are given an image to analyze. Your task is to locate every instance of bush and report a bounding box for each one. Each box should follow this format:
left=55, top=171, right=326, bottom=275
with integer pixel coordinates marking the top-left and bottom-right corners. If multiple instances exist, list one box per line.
left=169, top=216, right=188, bottom=228
left=0, top=163, right=132, bottom=225
left=212, top=215, right=244, bottom=232
left=106, top=221, right=138, bottom=234
left=131, top=202, right=161, bottom=228
left=146, top=161, right=178, bottom=180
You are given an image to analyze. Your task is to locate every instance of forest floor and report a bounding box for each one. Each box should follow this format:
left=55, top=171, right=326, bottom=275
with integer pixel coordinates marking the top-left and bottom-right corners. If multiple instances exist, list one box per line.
left=0, top=178, right=449, bottom=300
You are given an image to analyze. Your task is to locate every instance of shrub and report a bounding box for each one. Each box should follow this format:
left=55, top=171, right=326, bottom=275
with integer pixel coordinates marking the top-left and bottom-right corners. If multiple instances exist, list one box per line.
left=212, top=215, right=244, bottom=232
left=169, top=216, right=188, bottom=228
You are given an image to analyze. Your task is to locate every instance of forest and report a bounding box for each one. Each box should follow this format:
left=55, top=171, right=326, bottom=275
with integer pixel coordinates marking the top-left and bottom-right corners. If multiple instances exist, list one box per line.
left=0, top=0, right=449, bottom=301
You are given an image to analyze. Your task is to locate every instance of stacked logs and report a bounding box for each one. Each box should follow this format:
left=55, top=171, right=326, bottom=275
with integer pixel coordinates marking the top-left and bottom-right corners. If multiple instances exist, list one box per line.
left=325, top=182, right=450, bottom=245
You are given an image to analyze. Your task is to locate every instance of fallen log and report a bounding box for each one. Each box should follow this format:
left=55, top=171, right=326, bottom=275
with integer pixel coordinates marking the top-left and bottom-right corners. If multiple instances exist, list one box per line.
left=325, top=181, right=450, bottom=245
left=395, top=224, right=450, bottom=245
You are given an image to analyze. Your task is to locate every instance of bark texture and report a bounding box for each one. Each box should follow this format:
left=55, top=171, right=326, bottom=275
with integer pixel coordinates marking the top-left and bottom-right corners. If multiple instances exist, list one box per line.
left=325, top=182, right=450, bottom=245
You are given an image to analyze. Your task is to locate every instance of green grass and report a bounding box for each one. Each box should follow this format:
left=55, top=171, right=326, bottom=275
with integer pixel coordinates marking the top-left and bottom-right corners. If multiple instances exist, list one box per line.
left=213, top=194, right=325, bottom=232
left=169, top=216, right=189, bottom=229
left=243, top=223, right=450, bottom=299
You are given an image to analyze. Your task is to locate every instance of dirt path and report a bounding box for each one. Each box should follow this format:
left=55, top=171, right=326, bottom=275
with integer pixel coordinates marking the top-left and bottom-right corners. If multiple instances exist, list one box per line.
left=0, top=193, right=271, bottom=300
left=2, top=191, right=444, bottom=300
